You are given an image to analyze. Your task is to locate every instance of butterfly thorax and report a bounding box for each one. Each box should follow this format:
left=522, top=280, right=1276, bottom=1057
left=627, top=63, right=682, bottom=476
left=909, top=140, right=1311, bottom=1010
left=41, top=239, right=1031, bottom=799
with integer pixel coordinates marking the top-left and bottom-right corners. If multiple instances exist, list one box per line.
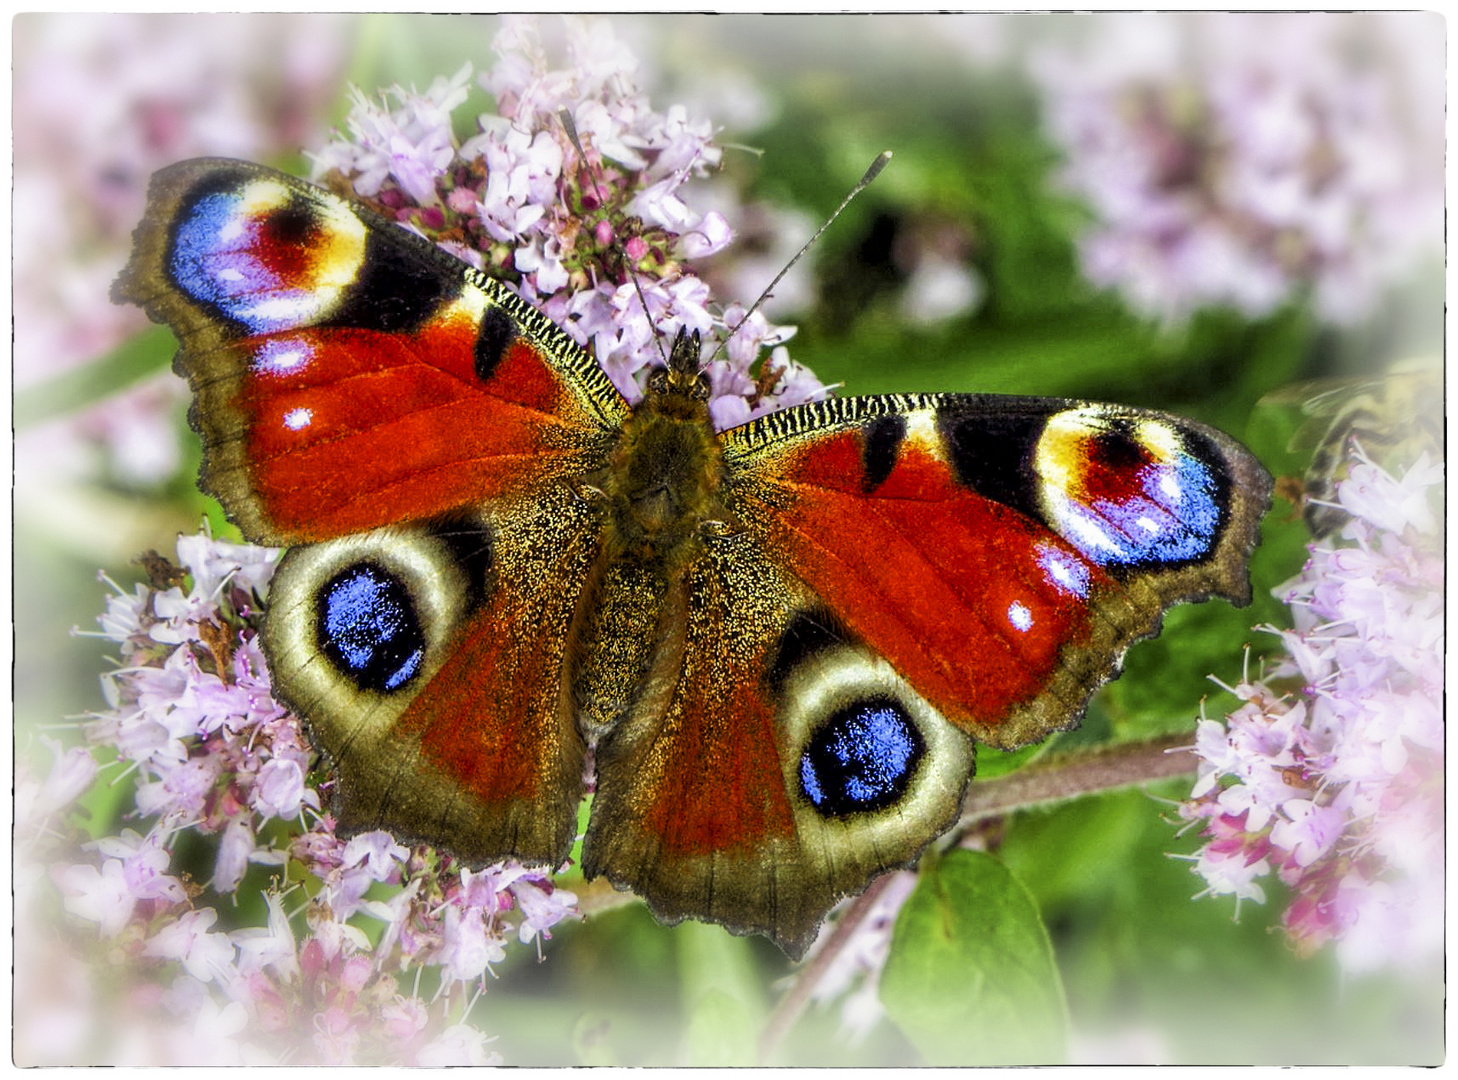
left=601, top=345, right=724, bottom=563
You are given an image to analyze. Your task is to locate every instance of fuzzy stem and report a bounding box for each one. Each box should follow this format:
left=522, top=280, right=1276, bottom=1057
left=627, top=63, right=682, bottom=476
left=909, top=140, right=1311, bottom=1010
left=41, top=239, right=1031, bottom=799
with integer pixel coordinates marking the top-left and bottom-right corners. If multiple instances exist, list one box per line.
left=958, top=732, right=1197, bottom=827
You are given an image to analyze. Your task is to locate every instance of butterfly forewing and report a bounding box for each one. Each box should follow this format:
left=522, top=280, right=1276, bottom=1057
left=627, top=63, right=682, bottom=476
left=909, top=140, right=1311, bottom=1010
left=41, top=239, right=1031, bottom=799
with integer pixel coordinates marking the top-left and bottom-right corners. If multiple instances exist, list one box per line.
left=721, top=392, right=1271, bottom=748
left=112, top=158, right=628, bottom=545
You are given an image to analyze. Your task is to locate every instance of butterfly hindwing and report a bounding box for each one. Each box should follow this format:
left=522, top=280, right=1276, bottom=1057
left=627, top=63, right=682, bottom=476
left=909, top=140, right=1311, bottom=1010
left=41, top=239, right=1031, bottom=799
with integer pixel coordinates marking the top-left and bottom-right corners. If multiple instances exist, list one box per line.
left=111, top=158, right=628, bottom=544
left=584, top=526, right=975, bottom=959
left=263, top=486, right=601, bottom=868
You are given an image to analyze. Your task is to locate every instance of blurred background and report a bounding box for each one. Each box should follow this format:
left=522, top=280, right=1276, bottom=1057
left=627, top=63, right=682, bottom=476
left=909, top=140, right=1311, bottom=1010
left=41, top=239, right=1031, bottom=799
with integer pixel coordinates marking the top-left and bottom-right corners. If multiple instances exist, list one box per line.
left=12, top=12, right=1445, bottom=1066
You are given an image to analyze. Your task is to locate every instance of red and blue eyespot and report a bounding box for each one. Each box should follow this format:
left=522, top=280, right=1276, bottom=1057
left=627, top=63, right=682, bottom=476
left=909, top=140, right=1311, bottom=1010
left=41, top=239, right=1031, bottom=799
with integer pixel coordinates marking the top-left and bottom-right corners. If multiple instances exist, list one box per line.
left=167, top=176, right=365, bottom=335
left=1035, top=408, right=1227, bottom=573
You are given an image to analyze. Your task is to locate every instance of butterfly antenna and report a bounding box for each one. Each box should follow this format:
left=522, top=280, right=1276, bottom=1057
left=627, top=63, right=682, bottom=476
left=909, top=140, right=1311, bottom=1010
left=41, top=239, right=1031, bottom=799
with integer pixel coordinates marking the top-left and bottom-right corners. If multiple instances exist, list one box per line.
left=559, top=108, right=671, bottom=369
left=705, top=150, right=892, bottom=365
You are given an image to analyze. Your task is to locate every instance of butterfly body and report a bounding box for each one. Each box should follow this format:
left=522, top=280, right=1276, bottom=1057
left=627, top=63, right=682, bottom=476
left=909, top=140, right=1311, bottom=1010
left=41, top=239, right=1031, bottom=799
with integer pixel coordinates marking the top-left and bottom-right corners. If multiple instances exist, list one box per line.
left=115, top=158, right=1271, bottom=957
left=570, top=342, right=724, bottom=735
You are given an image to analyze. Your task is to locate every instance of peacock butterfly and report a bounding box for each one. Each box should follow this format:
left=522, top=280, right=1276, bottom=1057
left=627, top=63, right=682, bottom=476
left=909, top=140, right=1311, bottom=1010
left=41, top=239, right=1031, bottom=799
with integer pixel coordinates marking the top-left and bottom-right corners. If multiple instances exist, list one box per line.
left=112, top=158, right=1272, bottom=959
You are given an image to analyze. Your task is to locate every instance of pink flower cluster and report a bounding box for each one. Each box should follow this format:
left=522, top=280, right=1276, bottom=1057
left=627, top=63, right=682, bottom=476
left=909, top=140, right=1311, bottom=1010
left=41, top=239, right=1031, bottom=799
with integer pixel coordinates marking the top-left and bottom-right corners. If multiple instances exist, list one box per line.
left=16, top=531, right=578, bottom=1065
left=1180, top=448, right=1443, bottom=974
left=1032, top=12, right=1443, bottom=327
left=14, top=14, right=350, bottom=484
left=309, top=14, right=826, bottom=430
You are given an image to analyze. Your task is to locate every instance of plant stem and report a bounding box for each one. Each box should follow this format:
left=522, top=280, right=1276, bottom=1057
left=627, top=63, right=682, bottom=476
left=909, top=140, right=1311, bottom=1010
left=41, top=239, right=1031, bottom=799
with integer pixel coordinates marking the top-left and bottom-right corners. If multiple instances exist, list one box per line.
left=757, top=874, right=895, bottom=1065
left=958, top=731, right=1197, bottom=827
left=758, top=732, right=1198, bottom=1061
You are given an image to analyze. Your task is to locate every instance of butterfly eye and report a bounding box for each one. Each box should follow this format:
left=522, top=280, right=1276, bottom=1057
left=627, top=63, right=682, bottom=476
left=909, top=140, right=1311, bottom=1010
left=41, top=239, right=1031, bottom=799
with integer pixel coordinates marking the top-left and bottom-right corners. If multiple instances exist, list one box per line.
left=646, top=368, right=669, bottom=395
left=798, top=697, right=925, bottom=816
left=317, top=562, right=426, bottom=693
left=691, top=372, right=711, bottom=402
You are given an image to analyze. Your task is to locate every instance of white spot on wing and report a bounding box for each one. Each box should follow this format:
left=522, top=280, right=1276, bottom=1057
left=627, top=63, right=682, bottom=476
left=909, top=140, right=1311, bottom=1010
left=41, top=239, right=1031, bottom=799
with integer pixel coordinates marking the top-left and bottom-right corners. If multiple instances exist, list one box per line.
left=1008, top=601, right=1034, bottom=632
left=254, top=340, right=311, bottom=375
left=1063, top=506, right=1122, bottom=556
left=283, top=407, right=312, bottom=431
left=1037, top=543, right=1091, bottom=598
left=240, top=290, right=340, bottom=327
left=903, top=409, right=941, bottom=455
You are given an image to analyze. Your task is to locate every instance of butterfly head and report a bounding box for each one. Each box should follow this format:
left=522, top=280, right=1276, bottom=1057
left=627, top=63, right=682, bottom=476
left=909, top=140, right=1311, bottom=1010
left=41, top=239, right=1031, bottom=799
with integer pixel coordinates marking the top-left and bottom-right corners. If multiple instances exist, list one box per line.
left=644, top=328, right=710, bottom=407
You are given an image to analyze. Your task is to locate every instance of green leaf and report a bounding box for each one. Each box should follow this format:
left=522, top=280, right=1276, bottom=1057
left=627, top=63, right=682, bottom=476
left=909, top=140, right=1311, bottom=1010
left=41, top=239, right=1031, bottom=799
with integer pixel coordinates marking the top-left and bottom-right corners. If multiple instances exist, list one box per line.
left=14, top=325, right=176, bottom=429
left=880, top=849, right=1067, bottom=1065
left=677, top=922, right=765, bottom=1066
left=683, top=989, right=756, bottom=1067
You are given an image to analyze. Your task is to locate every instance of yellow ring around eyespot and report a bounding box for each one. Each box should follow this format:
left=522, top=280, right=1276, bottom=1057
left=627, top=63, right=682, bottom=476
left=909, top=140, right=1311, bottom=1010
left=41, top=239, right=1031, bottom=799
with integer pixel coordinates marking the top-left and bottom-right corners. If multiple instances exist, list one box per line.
left=238, top=178, right=368, bottom=293
left=1034, top=406, right=1103, bottom=497
left=1132, top=417, right=1182, bottom=464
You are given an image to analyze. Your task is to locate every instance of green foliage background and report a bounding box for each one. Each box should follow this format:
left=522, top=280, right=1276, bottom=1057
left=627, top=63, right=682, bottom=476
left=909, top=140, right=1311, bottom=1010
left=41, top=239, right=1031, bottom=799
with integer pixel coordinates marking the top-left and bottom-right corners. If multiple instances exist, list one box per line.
left=14, top=13, right=1442, bottom=1067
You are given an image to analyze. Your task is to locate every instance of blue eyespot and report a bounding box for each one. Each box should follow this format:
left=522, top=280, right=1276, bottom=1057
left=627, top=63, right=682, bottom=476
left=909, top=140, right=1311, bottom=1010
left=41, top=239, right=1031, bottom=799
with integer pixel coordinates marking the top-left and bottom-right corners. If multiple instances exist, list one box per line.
left=799, top=698, right=923, bottom=817
left=170, top=194, right=278, bottom=314
left=168, top=190, right=325, bottom=334
left=316, top=563, right=425, bottom=693
left=1106, top=456, right=1220, bottom=566
left=1058, top=455, right=1221, bottom=569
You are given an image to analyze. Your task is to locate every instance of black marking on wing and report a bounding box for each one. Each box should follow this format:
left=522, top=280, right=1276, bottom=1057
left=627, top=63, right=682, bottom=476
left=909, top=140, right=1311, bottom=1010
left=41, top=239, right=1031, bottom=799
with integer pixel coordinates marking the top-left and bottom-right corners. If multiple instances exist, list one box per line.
left=861, top=415, right=906, bottom=494
left=936, top=406, right=1053, bottom=520
left=767, top=607, right=851, bottom=698
left=475, top=304, right=518, bottom=383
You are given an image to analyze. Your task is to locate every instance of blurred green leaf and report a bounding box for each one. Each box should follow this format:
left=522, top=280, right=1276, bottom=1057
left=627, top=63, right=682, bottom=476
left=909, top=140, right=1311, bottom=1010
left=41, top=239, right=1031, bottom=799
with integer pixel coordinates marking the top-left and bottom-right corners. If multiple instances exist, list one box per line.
left=675, top=921, right=765, bottom=1065
left=15, top=325, right=176, bottom=430
left=880, top=849, right=1067, bottom=1064
left=684, top=989, right=757, bottom=1067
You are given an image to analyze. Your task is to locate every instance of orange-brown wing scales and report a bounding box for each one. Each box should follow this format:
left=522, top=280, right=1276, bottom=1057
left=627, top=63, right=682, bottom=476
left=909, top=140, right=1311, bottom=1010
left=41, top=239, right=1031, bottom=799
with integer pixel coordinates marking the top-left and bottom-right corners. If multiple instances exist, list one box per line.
left=261, top=486, right=602, bottom=869
left=586, top=538, right=797, bottom=861
left=584, top=532, right=976, bottom=959
left=111, top=157, right=628, bottom=545
left=395, top=490, right=604, bottom=853
left=631, top=605, right=797, bottom=863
